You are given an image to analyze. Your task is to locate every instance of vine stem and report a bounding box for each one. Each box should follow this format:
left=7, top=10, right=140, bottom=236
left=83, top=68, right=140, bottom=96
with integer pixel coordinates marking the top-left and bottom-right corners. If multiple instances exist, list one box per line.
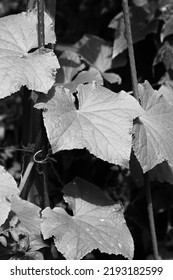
left=122, top=0, right=139, bottom=101
left=18, top=159, right=34, bottom=194
left=37, top=0, right=45, bottom=48
left=144, top=173, right=160, bottom=259
left=122, top=0, right=160, bottom=259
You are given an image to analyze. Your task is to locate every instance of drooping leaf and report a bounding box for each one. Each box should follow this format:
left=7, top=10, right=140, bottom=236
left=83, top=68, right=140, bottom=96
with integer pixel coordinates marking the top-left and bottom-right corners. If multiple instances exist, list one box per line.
left=133, top=81, right=173, bottom=173
left=0, top=165, right=19, bottom=226
left=35, top=82, right=143, bottom=167
left=109, top=6, right=158, bottom=58
left=0, top=9, right=59, bottom=98
left=41, top=177, right=134, bottom=260
left=11, top=195, right=41, bottom=235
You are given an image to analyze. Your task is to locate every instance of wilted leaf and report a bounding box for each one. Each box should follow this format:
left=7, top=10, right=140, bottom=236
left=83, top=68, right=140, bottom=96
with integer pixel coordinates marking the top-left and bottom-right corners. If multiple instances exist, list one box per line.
left=41, top=177, right=134, bottom=260
left=0, top=9, right=59, bottom=98
left=35, top=82, right=143, bottom=167
left=133, top=81, right=173, bottom=173
left=0, top=165, right=19, bottom=226
left=11, top=195, right=41, bottom=235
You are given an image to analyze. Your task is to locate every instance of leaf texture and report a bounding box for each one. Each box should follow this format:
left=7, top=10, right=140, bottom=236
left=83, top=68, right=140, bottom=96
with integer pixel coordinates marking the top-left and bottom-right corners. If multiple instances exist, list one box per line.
left=0, top=165, right=19, bottom=226
left=41, top=177, right=134, bottom=260
left=11, top=195, right=41, bottom=235
left=35, top=82, right=143, bottom=167
left=133, top=81, right=173, bottom=172
left=0, top=9, right=59, bottom=98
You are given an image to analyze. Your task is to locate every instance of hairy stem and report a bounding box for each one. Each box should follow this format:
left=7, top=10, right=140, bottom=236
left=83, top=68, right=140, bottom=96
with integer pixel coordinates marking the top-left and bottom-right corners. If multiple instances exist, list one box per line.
left=122, top=0, right=139, bottom=101
left=37, top=0, right=45, bottom=48
left=144, top=173, right=160, bottom=259
left=122, top=0, right=159, bottom=259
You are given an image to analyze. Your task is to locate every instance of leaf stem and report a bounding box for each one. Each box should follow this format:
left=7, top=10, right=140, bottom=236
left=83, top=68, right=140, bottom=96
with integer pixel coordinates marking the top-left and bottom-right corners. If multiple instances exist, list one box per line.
left=37, top=0, right=45, bottom=48
left=144, top=173, right=160, bottom=260
left=122, top=0, right=139, bottom=101
left=18, top=159, right=34, bottom=194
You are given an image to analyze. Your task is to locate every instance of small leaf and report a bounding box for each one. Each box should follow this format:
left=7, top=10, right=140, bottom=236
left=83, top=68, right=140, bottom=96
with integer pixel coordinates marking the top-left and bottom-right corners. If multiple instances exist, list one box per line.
left=35, top=83, right=143, bottom=167
left=0, top=235, right=7, bottom=247
left=41, top=177, right=134, bottom=260
left=0, top=165, right=19, bottom=226
left=9, top=215, right=19, bottom=228
left=56, top=50, right=85, bottom=85
left=73, top=34, right=113, bottom=72
left=133, top=81, right=173, bottom=172
left=0, top=9, right=59, bottom=98
left=102, top=72, right=121, bottom=84
left=25, top=251, right=44, bottom=260
left=11, top=195, right=41, bottom=235
left=65, top=67, right=103, bottom=93
left=10, top=229, right=19, bottom=242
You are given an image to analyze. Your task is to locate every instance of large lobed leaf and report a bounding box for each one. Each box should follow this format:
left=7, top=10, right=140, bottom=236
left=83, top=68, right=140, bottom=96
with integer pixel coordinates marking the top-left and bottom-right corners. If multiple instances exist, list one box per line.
left=35, top=82, right=143, bottom=167
left=41, top=177, right=134, bottom=260
left=0, top=9, right=59, bottom=98
left=133, top=81, right=173, bottom=173
left=0, top=165, right=19, bottom=226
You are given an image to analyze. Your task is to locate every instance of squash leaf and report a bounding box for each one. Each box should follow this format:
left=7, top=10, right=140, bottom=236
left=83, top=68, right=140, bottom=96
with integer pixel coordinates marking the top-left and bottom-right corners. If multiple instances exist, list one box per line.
left=133, top=81, right=173, bottom=173
left=41, top=177, right=134, bottom=260
left=35, top=82, right=143, bottom=167
left=0, top=9, right=59, bottom=98
left=0, top=165, right=19, bottom=226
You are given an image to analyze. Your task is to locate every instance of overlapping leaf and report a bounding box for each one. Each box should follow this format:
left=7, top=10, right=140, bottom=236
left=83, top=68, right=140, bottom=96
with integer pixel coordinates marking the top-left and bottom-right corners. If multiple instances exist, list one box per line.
left=11, top=195, right=41, bottom=235
left=133, top=81, right=173, bottom=173
left=35, top=82, right=143, bottom=167
left=72, top=34, right=121, bottom=84
left=0, top=165, right=19, bottom=226
left=10, top=195, right=46, bottom=251
left=55, top=50, right=85, bottom=86
left=41, top=177, right=134, bottom=260
left=0, top=9, right=59, bottom=98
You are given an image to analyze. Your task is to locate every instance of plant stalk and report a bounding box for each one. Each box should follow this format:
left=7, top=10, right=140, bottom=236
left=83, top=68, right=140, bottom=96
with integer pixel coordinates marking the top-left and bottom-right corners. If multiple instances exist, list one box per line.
left=122, top=0, right=160, bottom=259
left=37, top=0, right=45, bottom=48
left=144, top=173, right=160, bottom=259
left=19, top=159, right=34, bottom=194
left=122, top=0, right=139, bottom=101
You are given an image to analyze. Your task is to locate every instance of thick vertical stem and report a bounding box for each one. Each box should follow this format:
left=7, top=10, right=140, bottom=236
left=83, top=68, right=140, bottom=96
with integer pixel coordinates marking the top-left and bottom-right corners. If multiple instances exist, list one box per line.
left=37, top=0, right=45, bottom=48
left=144, top=173, right=160, bottom=259
left=122, top=0, right=160, bottom=259
left=122, top=0, right=139, bottom=101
